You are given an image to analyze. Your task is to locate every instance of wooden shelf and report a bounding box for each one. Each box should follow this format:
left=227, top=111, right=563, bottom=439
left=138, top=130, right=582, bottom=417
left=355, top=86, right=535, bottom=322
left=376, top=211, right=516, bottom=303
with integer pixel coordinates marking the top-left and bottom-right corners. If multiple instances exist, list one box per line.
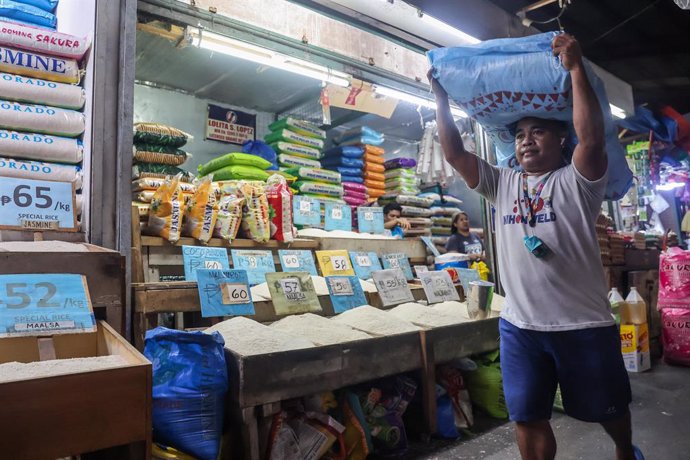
left=140, top=236, right=318, bottom=249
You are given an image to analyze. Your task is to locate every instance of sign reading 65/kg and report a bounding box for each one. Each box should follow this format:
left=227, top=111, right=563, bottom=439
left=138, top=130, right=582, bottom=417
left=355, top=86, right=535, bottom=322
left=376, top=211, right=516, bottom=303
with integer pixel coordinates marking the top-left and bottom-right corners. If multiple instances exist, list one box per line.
left=0, top=177, right=77, bottom=232
left=1, top=185, right=54, bottom=209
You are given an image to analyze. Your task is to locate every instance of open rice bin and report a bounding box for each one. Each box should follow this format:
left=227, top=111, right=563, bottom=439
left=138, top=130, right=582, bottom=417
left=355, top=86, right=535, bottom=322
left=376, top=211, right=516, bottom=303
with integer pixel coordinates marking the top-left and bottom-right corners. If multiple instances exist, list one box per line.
left=0, top=321, right=152, bottom=459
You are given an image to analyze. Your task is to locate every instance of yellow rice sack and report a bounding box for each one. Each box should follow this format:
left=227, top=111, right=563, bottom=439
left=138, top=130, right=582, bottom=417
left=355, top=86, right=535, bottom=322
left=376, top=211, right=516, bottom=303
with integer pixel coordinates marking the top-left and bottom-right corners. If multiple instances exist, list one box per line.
left=146, top=175, right=183, bottom=243
left=238, top=181, right=270, bottom=243
left=182, top=177, right=218, bottom=244
left=214, top=194, right=244, bottom=242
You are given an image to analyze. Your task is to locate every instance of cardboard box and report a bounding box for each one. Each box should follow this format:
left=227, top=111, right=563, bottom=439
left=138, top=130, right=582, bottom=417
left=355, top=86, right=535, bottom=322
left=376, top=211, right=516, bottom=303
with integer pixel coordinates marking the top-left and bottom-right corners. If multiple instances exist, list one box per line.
left=620, top=323, right=651, bottom=372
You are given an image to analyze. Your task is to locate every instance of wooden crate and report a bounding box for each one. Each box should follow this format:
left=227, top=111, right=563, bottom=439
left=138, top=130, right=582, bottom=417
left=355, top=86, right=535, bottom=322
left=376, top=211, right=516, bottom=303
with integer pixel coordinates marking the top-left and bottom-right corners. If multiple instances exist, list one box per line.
left=0, top=321, right=151, bottom=459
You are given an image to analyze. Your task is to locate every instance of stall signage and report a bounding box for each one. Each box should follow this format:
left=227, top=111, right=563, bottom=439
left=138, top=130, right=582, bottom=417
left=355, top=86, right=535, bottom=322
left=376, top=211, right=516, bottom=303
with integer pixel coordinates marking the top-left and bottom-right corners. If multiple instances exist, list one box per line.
left=325, top=203, right=352, bottom=231
left=316, top=250, right=355, bottom=276
left=266, top=272, right=321, bottom=315
left=326, top=275, right=367, bottom=313
left=231, top=250, right=276, bottom=286
left=206, top=103, right=256, bottom=144
left=0, top=177, right=77, bottom=231
left=349, top=251, right=382, bottom=280
left=278, top=250, right=318, bottom=276
left=381, top=253, right=413, bottom=281
left=0, top=274, right=95, bottom=337
left=182, top=246, right=230, bottom=281
left=419, top=271, right=460, bottom=304
left=413, top=265, right=429, bottom=277
left=356, top=207, right=384, bottom=234
left=372, top=269, right=414, bottom=307
left=293, top=196, right=321, bottom=227
left=196, top=269, right=254, bottom=317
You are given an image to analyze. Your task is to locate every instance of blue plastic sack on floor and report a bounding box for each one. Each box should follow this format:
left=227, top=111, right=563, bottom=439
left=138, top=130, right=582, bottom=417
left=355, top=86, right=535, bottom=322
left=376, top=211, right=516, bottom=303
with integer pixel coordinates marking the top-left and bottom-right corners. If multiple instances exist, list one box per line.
left=428, top=32, right=632, bottom=200
left=14, top=0, right=58, bottom=12
left=0, top=0, right=56, bottom=29
left=145, top=327, right=229, bottom=460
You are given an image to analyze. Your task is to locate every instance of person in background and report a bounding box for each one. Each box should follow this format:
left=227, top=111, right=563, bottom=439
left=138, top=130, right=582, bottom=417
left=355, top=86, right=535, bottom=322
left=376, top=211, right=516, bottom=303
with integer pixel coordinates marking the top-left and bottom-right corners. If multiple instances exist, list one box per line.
left=383, top=203, right=410, bottom=239
left=446, top=211, right=485, bottom=261
left=429, top=33, right=643, bottom=460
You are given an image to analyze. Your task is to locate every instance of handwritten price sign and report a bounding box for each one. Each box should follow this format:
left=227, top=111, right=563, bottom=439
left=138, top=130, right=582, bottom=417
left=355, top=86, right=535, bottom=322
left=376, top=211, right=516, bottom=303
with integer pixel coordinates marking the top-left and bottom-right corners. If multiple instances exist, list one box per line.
left=266, top=272, right=321, bottom=315
left=182, top=246, right=230, bottom=281
left=357, top=207, right=384, bottom=234
left=316, top=250, right=355, bottom=276
left=0, top=177, right=77, bottom=232
left=326, top=275, right=367, bottom=313
left=278, top=250, right=318, bottom=276
left=349, top=251, right=383, bottom=280
left=293, top=196, right=321, bottom=227
left=231, top=250, right=276, bottom=285
left=325, top=203, right=352, bottom=231
left=371, top=269, right=414, bottom=306
left=382, top=253, right=414, bottom=281
left=419, top=271, right=460, bottom=304
left=196, top=269, right=254, bottom=317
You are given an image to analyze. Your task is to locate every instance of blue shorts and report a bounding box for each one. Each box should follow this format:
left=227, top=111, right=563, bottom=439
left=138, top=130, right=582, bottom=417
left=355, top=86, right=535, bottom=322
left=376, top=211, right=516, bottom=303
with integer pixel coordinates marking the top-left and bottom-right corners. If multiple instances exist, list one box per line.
left=499, top=318, right=631, bottom=423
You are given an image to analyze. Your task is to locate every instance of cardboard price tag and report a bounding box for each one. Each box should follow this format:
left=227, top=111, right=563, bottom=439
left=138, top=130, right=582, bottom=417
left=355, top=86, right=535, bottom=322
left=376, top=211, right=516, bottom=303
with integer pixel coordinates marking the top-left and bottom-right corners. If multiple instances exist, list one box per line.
left=266, top=272, right=321, bottom=315
left=183, top=246, right=230, bottom=281
left=371, top=269, right=414, bottom=306
left=231, top=250, right=276, bottom=285
left=278, top=250, right=318, bottom=276
left=413, top=265, right=429, bottom=277
left=326, top=275, right=367, bottom=313
left=293, top=195, right=321, bottom=227
left=382, top=253, right=414, bottom=281
left=349, top=251, right=383, bottom=280
left=316, top=250, right=355, bottom=276
left=419, top=271, right=460, bottom=304
left=0, top=274, right=95, bottom=337
left=0, top=177, right=77, bottom=232
left=357, top=207, right=384, bottom=234
left=325, top=203, right=352, bottom=231
left=196, top=269, right=254, bottom=317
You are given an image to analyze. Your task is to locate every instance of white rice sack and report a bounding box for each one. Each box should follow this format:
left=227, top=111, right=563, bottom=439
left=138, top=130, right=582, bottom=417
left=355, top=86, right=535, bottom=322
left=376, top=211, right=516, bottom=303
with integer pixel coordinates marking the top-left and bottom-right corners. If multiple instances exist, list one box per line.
left=0, top=45, right=81, bottom=84
left=0, top=72, right=85, bottom=109
left=270, top=313, right=372, bottom=346
left=331, top=305, right=421, bottom=336
left=389, top=302, right=464, bottom=328
left=0, top=100, right=85, bottom=137
left=0, top=129, right=82, bottom=163
left=206, top=316, right=315, bottom=356
left=0, top=20, right=91, bottom=59
left=0, top=156, right=81, bottom=187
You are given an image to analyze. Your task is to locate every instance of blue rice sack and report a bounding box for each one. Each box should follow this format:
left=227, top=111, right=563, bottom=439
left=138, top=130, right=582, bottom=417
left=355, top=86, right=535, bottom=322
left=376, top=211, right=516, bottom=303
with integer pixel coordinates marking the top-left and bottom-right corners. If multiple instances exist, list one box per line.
left=0, top=0, right=56, bottom=29
left=334, top=126, right=383, bottom=144
left=321, top=156, right=364, bottom=169
left=428, top=31, right=632, bottom=200
left=15, top=0, right=57, bottom=12
left=322, top=145, right=365, bottom=159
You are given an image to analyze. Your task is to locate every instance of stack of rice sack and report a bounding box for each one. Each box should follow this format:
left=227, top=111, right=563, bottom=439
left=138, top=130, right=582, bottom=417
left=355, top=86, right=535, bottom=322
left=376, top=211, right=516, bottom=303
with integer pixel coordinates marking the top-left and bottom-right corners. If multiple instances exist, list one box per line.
left=330, top=126, right=386, bottom=201
left=197, top=152, right=272, bottom=182
left=419, top=192, right=464, bottom=250
left=0, top=3, right=91, bottom=228
left=384, top=157, right=420, bottom=196
left=132, top=123, right=193, bottom=217
left=378, top=194, right=434, bottom=238
left=266, top=116, right=324, bottom=172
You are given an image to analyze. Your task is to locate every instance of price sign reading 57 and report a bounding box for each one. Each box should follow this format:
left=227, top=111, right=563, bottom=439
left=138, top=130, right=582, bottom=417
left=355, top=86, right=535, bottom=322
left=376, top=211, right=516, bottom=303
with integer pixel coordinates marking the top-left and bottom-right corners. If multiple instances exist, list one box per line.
left=0, top=177, right=77, bottom=232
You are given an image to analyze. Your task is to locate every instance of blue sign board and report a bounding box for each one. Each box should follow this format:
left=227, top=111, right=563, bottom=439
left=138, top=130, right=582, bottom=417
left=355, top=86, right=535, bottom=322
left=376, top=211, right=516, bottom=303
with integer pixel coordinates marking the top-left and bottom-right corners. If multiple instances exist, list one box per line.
left=325, top=203, right=352, bottom=231
left=293, top=196, right=321, bottom=227
left=326, top=276, right=367, bottom=314
left=456, top=268, right=481, bottom=295
left=278, top=250, right=318, bottom=276
left=231, top=250, right=276, bottom=286
left=349, top=251, right=382, bottom=280
left=196, top=269, right=254, bottom=317
left=0, top=177, right=77, bottom=231
left=182, top=246, right=230, bottom=282
left=357, top=207, right=385, bottom=234
left=382, top=253, right=414, bottom=281
left=0, top=274, right=95, bottom=337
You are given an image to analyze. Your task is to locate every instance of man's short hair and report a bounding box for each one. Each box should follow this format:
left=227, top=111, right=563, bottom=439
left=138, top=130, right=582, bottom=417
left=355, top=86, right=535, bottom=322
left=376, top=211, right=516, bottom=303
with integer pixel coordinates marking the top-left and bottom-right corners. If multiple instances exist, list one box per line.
left=383, top=203, right=402, bottom=215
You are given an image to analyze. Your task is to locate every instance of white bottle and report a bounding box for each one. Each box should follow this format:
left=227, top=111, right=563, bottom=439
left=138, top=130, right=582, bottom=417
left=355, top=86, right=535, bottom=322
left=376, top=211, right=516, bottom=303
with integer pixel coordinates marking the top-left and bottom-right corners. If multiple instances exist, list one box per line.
left=607, top=288, right=624, bottom=326
left=622, top=287, right=647, bottom=325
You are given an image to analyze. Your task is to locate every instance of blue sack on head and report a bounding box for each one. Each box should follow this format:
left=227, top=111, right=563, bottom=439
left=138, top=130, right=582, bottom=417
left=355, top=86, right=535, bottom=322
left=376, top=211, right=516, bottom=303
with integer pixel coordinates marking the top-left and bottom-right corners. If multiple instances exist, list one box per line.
left=0, top=0, right=56, bottom=28
left=14, top=0, right=58, bottom=12
left=242, top=140, right=278, bottom=170
left=145, top=327, right=229, bottom=460
left=428, top=32, right=632, bottom=200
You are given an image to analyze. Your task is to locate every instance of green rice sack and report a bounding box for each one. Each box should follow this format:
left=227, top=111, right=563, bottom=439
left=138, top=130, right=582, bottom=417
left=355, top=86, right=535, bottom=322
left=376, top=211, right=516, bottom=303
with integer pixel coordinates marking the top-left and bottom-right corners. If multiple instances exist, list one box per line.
left=284, top=166, right=341, bottom=185
left=212, top=165, right=271, bottom=182
left=384, top=168, right=417, bottom=180
left=265, top=128, right=324, bottom=150
left=198, top=152, right=272, bottom=176
left=293, top=180, right=343, bottom=197
left=268, top=117, right=326, bottom=140
left=278, top=153, right=321, bottom=169
left=270, top=141, right=322, bottom=160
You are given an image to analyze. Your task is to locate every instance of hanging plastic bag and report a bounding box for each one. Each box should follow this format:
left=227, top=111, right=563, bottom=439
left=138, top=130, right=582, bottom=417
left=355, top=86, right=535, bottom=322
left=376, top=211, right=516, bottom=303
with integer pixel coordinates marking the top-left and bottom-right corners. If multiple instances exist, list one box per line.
left=470, top=261, right=490, bottom=281
left=144, top=327, right=229, bottom=460
left=428, top=31, right=633, bottom=200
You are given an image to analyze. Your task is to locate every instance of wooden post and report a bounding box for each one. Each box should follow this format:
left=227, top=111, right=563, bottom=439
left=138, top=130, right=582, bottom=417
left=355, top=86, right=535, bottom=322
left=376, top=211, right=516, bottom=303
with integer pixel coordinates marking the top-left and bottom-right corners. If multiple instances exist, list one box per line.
left=419, top=330, right=437, bottom=435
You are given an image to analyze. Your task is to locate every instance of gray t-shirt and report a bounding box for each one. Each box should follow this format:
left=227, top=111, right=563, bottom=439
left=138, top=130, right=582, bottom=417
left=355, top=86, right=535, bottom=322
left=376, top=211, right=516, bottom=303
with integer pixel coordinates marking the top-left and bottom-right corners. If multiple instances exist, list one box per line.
left=446, top=233, right=483, bottom=255
left=473, top=158, right=613, bottom=331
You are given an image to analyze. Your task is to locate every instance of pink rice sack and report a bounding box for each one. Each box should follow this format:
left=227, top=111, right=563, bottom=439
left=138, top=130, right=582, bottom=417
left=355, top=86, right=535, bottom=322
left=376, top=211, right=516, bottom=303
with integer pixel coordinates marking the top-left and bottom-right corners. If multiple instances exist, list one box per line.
left=658, top=247, right=690, bottom=310
left=661, top=308, right=690, bottom=367
left=342, top=181, right=367, bottom=193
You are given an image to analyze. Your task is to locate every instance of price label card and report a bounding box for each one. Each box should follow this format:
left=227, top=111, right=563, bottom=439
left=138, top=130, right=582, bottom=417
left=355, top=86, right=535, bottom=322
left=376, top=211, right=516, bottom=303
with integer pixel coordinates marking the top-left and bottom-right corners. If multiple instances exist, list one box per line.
left=456, top=268, right=481, bottom=295
left=325, top=203, right=352, bottom=231
left=0, top=274, right=95, bottom=337
left=419, top=271, right=460, bottom=304
left=266, top=272, right=321, bottom=315
left=413, top=265, right=429, bottom=277
left=231, top=250, right=276, bottom=286
left=382, top=253, right=414, bottom=281
left=357, top=207, right=384, bottom=234
left=0, top=177, right=77, bottom=232
left=183, top=246, right=230, bottom=282
left=372, top=269, right=414, bottom=306
left=349, top=251, right=383, bottom=280
left=326, top=276, right=367, bottom=313
left=278, top=249, right=318, bottom=276
left=293, top=196, right=321, bottom=227
left=196, top=269, right=254, bottom=317
left=316, top=250, right=355, bottom=276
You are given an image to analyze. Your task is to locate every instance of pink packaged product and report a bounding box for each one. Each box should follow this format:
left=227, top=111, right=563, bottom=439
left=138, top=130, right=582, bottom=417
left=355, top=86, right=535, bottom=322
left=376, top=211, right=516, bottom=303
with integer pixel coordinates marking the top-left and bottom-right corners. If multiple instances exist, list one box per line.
left=343, top=194, right=367, bottom=206
left=661, top=308, right=690, bottom=367
left=344, top=189, right=368, bottom=201
left=658, top=247, right=690, bottom=310
left=0, top=20, right=91, bottom=59
left=342, top=181, right=367, bottom=193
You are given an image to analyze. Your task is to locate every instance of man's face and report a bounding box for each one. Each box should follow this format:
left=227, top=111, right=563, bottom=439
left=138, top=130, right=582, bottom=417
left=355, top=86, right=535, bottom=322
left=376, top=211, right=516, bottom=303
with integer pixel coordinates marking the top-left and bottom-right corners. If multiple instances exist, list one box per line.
left=515, top=117, right=565, bottom=174
left=385, top=210, right=401, bottom=222
left=455, top=214, right=470, bottom=232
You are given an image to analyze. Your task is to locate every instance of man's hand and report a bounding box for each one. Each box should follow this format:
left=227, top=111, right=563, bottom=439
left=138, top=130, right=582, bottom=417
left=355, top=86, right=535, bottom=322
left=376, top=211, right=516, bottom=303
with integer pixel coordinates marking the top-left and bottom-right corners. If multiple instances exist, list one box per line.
left=552, top=33, right=584, bottom=72
left=397, top=217, right=411, bottom=231
left=427, top=69, right=449, bottom=101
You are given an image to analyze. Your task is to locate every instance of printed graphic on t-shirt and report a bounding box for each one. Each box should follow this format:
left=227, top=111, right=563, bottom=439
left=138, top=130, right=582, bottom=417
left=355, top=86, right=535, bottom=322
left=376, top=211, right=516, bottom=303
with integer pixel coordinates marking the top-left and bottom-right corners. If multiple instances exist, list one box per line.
left=464, top=241, right=483, bottom=254
left=502, top=195, right=556, bottom=226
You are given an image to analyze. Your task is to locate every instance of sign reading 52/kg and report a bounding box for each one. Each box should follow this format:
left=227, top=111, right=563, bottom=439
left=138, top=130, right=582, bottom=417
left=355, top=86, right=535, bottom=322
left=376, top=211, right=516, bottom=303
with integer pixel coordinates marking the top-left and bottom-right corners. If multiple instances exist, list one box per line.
left=0, top=177, right=77, bottom=232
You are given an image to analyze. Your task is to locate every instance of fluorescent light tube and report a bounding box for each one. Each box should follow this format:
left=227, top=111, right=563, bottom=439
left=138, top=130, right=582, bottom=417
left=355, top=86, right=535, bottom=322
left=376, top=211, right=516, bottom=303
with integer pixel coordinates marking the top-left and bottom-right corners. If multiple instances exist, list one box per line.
left=188, top=28, right=351, bottom=87
left=419, top=13, right=481, bottom=45
left=374, top=85, right=468, bottom=118
left=609, top=103, right=626, bottom=119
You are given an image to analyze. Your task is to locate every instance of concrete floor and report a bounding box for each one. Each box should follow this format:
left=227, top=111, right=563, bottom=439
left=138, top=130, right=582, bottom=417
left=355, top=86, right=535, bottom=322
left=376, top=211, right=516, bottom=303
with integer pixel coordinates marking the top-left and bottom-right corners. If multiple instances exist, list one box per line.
left=406, top=361, right=690, bottom=459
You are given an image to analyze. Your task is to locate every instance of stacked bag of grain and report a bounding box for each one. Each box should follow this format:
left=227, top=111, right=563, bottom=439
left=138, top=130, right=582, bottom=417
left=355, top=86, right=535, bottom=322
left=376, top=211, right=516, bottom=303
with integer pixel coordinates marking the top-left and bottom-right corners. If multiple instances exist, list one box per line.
left=419, top=192, right=463, bottom=250
left=384, top=157, right=420, bottom=196
left=0, top=1, right=92, bottom=228
left=321, top=144, right=365, bottom=208
left=197, top=152, right=273, bottom=182
left=331, top=127, right=386, bottom=200
left=378, top=194, right=435, bottom=238
left=266, top=116, right=325, bottom=171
